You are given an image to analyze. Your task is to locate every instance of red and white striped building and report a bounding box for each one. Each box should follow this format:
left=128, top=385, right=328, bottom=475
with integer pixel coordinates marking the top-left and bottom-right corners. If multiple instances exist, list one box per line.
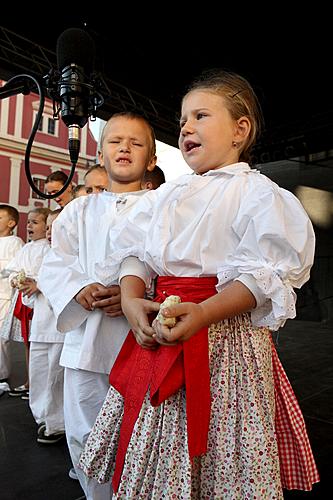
left=0, top=80, right=98, bottom=240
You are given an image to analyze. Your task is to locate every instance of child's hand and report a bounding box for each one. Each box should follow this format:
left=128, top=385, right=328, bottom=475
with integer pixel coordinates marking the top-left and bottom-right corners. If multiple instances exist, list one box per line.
left=152, top=302, right=206, bottom=344
left=122, top=297, right=160, bottom=350
left=91, top=285, right=123, bottom=317
left=75, top=283, right=107, bottom=311
left=20, top=278, right=39, bottom=298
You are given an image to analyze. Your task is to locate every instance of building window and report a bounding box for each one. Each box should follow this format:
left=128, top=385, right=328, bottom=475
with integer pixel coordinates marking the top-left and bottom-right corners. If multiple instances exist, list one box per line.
left=34, top=112, right=58, bottom=137
left=37, top=116, right=43, bottom=131
left=31, top=177, right=46, bottom=199
left=47, top=117, right=55, bottom=135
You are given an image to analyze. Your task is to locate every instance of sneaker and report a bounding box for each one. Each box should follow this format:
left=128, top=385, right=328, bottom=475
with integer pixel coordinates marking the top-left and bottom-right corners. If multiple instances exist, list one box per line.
left=37, top=428, right=65, bottom=444
left=37, top=423, right=46, bottom=436
left=8, top=384, right=29, bottom=397
left=68, top=467, right=79, bottom=480
left=21, top=391, right=30, bottom=400
left=0, top=381, right=10, bottom=393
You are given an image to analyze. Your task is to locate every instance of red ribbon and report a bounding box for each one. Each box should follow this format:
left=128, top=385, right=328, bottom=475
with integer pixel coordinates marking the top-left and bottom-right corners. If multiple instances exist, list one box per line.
left=110, top=276, right=217, bottom=492
left=13, top=292, right=33, bottom=345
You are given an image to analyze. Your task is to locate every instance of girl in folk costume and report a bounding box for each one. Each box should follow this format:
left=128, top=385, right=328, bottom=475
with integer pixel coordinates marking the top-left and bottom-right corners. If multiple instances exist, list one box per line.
left=21, top=209, right=66, bottom=443
left=0, top=208, right=50, bottom=397
left=79, top=70, right=319, bottom=499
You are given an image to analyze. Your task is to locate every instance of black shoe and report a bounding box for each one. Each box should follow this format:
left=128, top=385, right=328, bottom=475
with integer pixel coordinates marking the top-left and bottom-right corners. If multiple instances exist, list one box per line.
left=8, top=384, right=29, bottom=397
left=0, top=378, right=9, bottom=383
left=37, top=428, right=65, bottom=444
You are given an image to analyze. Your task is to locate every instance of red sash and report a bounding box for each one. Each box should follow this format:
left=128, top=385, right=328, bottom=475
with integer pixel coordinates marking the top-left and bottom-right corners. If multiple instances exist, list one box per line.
left=13, top=292, right=33, bottom=345
left=110, top=276, right=217, bottom=492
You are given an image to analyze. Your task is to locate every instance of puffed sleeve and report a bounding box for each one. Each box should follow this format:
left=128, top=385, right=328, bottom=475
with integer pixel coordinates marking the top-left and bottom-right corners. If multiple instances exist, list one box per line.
left=38, top=200, right=95, bottom=331
left=217, top=181, right=315, bottom=330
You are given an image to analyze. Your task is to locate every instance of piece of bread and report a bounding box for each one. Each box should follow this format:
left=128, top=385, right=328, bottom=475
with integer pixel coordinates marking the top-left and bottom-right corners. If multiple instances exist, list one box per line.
left=156, top=295, right=181, bottom=327
left=15, top=270, right=27, bottom=289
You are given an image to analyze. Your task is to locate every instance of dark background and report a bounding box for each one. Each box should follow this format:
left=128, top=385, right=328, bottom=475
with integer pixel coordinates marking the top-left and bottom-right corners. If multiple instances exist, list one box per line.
left=0, top=7, right=332, bottom=156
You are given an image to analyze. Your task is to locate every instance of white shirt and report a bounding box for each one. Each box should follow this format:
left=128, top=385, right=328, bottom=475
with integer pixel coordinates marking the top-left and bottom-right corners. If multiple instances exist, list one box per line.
left=96, top=162, right=315, bottom=331
left=0, top=235, right=24, bottom=300
left=22, top=247, right=64, bottom=343
left=6, top=238, right=50, bottom=284
left=38, top=190, right=149, bottom=374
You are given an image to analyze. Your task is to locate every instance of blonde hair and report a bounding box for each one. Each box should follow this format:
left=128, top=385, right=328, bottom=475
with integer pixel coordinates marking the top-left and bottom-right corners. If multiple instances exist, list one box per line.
left=184, top=69, right=264, bottom=164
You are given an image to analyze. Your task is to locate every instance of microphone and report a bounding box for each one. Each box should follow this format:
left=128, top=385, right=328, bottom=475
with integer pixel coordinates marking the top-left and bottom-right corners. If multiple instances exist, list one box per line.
left=54, top=28, right=103, bottom=164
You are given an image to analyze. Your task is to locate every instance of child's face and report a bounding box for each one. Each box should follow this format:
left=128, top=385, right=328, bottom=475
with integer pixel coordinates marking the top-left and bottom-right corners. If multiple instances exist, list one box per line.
left=45, top=180, right=73, bottom=207
left=0, top=209, right=15, bottom=237
left=85, top=169, right=109, bottom=194
left=74, top=186, right=88, bottom=198
left=45, top=213, right=58, bottom=244
left=99, top=117, right=156, bottom=188
left=178, top=90, right=240, bottom=175
left=27, top=213, right=47, bottom=241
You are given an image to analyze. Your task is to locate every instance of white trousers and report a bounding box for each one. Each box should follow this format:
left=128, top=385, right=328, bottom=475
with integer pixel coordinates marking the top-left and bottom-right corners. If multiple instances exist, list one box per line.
left=29, top=342, right=65, bottom=434
left=0, top=299, right=12, bottom=379
left=64, top=367, right=112, bottom=500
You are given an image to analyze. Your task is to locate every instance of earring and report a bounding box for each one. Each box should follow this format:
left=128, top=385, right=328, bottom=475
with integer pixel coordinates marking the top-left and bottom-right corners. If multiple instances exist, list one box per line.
left=232, top=141, right=238, bottom=148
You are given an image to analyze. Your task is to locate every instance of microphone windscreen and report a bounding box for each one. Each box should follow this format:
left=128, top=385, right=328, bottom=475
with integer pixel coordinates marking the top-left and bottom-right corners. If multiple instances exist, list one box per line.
left=56, top=28, right=95, bottom=73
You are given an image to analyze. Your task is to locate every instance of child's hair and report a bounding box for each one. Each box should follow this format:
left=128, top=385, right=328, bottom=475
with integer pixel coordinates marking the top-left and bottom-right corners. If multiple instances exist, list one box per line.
left=142, top=165, right=166, bottom=189
left=45, top=170, right=68, bottom=185
left=0, top=204, right=19, bottom=226
left=185, top=69, right=264, bottom=164
left=28, top=207, right=51, bottom=222
left=83, top=164, right=107, bottom=179
left=100, top=112, right=156, bottom=158
left=49, top=208, right=62, bottom=217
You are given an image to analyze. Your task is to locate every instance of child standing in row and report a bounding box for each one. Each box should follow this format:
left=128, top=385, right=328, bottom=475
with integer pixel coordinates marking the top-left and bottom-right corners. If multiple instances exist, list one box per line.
left=79, top=70, right=319, bottom=498
left=39, top=112, right=157, bottom=499
left=1, top=208, right=50, bottom=398
left=22, top=209, right=65, bottom=443
left=0, top=205, right=24, bottom=394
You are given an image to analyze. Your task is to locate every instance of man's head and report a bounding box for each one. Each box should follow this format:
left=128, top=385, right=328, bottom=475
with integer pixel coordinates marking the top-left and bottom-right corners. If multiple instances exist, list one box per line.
left=45, top=170, right=73, bottom=207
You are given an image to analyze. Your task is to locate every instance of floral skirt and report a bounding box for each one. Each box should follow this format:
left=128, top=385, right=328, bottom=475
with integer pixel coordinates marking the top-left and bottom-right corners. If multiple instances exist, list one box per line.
left=0, top=290, right=26, bottom=342
left=79, top=315, right=318, bottom=499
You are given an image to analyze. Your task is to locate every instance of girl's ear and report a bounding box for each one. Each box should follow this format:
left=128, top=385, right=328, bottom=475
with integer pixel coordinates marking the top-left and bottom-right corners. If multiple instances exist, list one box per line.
left=8, top=219, right=16, bottom=230
left=234, top=116, right=251, bottom=142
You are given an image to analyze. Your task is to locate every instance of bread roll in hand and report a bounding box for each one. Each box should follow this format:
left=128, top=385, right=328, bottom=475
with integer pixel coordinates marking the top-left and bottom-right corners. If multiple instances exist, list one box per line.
left=156, top=295, right=181, bottom=327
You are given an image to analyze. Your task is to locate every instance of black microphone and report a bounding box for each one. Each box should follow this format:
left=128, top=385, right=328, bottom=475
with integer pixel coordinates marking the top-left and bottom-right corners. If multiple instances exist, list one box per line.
left=55, top=28, right=99, bottom=164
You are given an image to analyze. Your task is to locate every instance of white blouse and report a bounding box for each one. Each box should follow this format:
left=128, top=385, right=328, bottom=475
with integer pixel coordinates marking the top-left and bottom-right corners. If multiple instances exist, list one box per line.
left=7, top=238, right=50, bottom=283
left=0, top=235, right=24, bottom=300
left=22, top=248, right=64, bottom=344
left=38, top=190, right=150, bottom=373
left=96, top=163, right=315, bottom=331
